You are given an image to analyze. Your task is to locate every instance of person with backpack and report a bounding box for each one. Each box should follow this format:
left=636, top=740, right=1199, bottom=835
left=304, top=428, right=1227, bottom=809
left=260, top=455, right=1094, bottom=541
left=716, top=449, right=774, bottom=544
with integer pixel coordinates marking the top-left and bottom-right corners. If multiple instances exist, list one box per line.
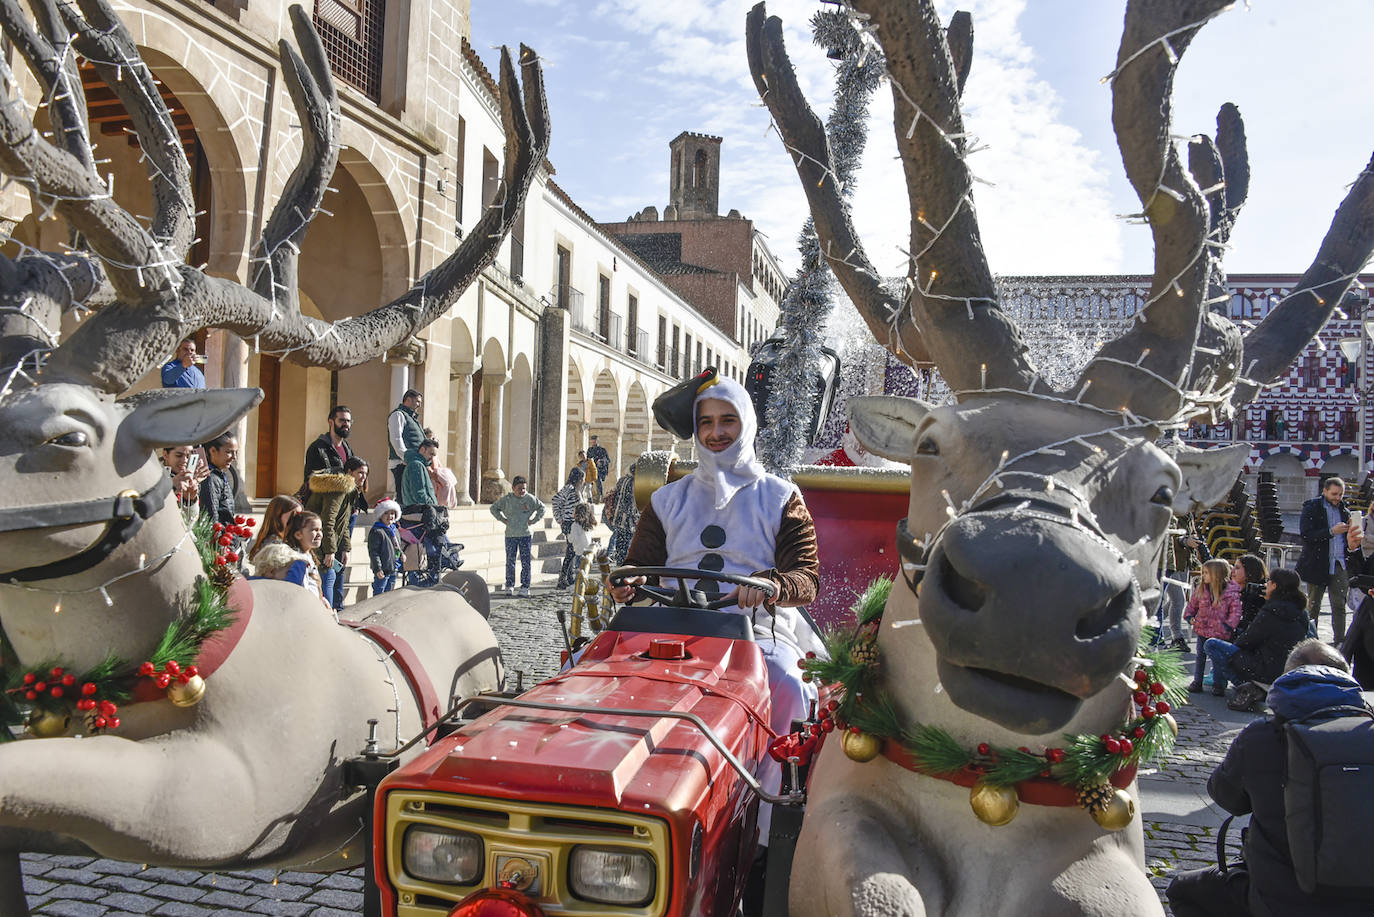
left=1166, top=639, right=1374, bottom=917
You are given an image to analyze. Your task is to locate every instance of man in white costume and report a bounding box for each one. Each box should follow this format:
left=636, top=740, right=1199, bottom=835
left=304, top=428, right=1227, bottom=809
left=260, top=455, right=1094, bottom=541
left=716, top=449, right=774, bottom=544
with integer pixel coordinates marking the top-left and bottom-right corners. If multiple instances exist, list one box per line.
left=610, top=369, right=824, bottom=843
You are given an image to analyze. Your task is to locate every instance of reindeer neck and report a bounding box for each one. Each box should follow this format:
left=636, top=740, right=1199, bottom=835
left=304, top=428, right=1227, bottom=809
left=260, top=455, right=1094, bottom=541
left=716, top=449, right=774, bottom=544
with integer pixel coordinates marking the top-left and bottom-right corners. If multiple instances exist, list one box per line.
left=0, top=506, right=203, bottom=671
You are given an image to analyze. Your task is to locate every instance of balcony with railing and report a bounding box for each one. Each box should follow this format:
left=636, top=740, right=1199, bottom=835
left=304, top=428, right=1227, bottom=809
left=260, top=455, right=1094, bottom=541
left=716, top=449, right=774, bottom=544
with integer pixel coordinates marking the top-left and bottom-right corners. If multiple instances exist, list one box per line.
left=313, top=0, right=385, bottom=103
left=554, top=283, right=585, bottom=315
left=629, top=329, right=649, bottom=361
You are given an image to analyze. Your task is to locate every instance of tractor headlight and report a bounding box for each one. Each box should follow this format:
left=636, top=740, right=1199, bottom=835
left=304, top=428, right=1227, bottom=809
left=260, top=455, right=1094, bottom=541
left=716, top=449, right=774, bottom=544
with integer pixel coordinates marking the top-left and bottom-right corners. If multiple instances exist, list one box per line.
left=567, top=845, right=656, bottom=906
left=402, top=825, right=484, bottom=885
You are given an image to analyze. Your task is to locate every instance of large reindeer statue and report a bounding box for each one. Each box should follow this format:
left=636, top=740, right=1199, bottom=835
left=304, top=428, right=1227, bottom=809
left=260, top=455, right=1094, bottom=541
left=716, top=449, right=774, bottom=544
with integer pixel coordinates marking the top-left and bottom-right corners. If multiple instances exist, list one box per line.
left=749, top=1, right=1374, bottom=914
left=0, top=0, right=549, bottom=903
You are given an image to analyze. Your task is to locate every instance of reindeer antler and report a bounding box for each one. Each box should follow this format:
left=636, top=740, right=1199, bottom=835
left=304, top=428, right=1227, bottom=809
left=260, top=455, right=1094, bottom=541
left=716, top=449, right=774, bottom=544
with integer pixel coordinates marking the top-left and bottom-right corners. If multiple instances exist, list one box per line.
left=745, top=4, right=915, bottom=362
left=1070, top=0, right=1232, bottom=421
left=1174, top=103, right=1247, bottom=411
left=1231, top=157, right=1374, bottom=407
left=749, top=1, right=1039, bottom=392
left=23, top=8, right=549, bottom=393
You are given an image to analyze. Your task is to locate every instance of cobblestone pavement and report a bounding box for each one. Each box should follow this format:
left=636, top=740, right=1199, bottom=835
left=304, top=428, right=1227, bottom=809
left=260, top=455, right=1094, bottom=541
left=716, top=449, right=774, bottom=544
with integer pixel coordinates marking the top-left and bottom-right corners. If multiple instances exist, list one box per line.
left=14, top=588, right=1339, bottom=915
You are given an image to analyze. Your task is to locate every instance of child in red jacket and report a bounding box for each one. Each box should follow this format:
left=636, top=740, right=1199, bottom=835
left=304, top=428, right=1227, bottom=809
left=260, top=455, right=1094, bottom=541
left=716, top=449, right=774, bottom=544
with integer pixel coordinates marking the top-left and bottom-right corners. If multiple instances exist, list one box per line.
left=1185, top=558, right=1243, bottom=694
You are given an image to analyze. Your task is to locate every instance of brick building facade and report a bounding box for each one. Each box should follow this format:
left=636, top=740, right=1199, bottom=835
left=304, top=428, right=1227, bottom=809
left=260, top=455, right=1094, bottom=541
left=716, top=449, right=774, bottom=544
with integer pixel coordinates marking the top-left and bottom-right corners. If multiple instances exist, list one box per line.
left=996, top=275, right=1374, bottom=519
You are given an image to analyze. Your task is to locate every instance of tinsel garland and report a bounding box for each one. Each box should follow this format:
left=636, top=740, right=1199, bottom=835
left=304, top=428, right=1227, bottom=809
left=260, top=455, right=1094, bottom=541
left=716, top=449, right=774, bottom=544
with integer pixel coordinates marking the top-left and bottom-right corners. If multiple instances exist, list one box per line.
left=758, top=9, right=885, bottom=474
left=0, top=515, right=238, bottom=739
left=802, top=577, right=1189, bottom=790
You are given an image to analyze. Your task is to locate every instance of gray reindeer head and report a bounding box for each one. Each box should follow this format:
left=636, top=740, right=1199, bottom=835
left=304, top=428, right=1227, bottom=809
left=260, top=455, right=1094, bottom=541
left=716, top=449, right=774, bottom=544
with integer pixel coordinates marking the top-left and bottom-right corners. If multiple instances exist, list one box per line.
left=749, top=0, right=1374, bottom=734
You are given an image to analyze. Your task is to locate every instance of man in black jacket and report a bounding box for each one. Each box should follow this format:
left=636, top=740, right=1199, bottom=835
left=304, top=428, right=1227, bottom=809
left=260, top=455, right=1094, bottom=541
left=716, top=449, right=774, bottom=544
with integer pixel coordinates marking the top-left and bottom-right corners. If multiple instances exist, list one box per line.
left=302, top=405, right=354, bottom=484
left=1167, top=640, right=1372, bottom=917
left=198, top=431, right=242, bottom=536
left=1296, top=477, right=1351, bottom=642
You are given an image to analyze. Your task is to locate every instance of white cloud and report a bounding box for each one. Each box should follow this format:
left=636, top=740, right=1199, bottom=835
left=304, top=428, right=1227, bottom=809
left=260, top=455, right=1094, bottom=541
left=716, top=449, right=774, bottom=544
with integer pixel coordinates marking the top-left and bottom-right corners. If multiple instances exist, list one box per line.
left=476, top=0, right=1120, bottom=280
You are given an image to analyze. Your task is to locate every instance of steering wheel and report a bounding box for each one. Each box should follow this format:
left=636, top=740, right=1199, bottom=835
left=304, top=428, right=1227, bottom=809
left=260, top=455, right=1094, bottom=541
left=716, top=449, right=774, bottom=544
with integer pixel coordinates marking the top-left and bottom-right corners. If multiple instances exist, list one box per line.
left=608, top=565, right=778, bottom=611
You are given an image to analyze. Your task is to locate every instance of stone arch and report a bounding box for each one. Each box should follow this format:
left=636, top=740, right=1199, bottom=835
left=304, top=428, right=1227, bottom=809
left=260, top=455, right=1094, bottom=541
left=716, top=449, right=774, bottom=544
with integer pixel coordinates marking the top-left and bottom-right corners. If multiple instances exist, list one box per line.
left=624, top=382, right=652, bottom=462
left=446, top=318, right=477, bottom=502
left=504, top=353, right=534, bottom=480
left=136, top=47, right=251, bottom=277
left=591, top=368, right=622, bottom=484
left=335, top=126, right=414, bottom=298
left=296, top=152, right=411, bottom=499
left=566, top=359, right=587, bottom=474
left=8, top=47, right=250, bottom=279
left=1321, top=451, right=1359, bottom=490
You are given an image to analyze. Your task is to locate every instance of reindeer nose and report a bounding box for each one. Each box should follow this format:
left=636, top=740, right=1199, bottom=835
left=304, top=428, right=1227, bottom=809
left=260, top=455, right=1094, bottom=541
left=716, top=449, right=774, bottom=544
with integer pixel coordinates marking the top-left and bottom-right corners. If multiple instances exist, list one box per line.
left=922, top=502, right=1140, bottom=701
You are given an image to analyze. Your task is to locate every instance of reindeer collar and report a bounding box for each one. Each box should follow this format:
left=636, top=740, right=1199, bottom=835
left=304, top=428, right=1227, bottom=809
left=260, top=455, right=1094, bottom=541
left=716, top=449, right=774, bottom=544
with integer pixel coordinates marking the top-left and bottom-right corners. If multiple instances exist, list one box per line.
left=0, top=472, right=173, bottom=584
left=797, top=577, right=1187, bottom=830
left=880, top=739, right=1137, bottom=808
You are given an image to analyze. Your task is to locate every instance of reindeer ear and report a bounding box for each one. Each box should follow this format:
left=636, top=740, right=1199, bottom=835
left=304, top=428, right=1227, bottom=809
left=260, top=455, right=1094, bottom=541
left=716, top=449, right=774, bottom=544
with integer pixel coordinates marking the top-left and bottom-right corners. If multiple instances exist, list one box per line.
left=848, top=396, right=931, bottom=462
left=1171, top=442, right=1250, bottom=513
left=117, top=388, right=264, bottom=455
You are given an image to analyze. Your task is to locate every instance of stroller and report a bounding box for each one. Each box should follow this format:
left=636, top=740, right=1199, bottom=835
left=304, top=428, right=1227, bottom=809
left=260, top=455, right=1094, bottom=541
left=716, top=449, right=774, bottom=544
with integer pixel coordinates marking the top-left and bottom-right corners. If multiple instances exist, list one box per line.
left=397, top=504, right=464, bottom=587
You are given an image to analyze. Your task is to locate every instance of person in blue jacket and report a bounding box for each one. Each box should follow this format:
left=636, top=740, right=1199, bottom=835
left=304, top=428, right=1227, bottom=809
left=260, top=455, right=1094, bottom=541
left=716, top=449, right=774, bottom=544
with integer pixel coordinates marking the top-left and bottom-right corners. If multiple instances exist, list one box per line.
left=1167, top=640, right=1371, bottom=917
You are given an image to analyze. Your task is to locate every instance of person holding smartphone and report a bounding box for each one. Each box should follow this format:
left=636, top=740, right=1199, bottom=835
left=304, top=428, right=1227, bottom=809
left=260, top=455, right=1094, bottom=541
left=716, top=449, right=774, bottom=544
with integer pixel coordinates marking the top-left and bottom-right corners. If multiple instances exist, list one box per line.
left=161, top=444, right=210, bottom=513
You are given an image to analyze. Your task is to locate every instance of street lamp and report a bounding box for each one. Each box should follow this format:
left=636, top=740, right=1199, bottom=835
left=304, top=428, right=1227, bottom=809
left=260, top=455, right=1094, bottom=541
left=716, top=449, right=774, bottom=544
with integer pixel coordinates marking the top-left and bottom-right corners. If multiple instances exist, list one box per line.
left=1337, top=313, right=1374, bottom=476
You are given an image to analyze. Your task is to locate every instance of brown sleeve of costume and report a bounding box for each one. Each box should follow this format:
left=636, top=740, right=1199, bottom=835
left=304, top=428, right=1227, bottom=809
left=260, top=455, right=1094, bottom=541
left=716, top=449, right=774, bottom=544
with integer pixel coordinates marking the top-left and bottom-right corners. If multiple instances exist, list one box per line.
left=624, top=495, right=819, bottom=606
left=753, top=493, right=819, bottom=606
left=623, top=503, right=668, bottom=568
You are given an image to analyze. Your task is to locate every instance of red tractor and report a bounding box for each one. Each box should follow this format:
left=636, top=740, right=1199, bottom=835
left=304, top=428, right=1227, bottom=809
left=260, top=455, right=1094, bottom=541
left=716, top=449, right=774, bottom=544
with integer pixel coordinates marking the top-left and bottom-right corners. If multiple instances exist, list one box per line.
left=352, top=463, right=908, bottom=917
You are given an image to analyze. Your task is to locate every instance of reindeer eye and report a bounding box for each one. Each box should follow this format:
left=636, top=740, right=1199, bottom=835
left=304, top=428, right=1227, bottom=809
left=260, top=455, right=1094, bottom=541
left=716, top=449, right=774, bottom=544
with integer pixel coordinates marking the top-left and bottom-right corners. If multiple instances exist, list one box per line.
left=916, top=436, right=939, bottom=456
left=1150, top=485, right=1175, bottom=506
left=47, top=431, right=88, bottom=448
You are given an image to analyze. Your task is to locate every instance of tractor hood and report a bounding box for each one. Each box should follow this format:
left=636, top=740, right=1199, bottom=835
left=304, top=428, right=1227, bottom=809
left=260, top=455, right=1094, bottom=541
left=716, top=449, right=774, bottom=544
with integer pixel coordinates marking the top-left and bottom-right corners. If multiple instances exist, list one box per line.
left=383, top=630, right=772, bottom=822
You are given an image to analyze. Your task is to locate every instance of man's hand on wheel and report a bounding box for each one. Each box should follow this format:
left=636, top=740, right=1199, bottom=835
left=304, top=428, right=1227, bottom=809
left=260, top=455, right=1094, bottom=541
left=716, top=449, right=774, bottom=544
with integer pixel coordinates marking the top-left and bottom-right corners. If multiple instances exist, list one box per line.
left=608, top=575, right=643, bottom=603
left=727, top=584, right=773, bottom=610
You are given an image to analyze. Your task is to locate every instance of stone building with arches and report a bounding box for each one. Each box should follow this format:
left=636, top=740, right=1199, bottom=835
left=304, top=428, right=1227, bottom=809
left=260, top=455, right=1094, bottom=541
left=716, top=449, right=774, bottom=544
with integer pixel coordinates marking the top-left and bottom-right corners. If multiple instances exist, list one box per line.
left=1, top=0, right=771, bottom=505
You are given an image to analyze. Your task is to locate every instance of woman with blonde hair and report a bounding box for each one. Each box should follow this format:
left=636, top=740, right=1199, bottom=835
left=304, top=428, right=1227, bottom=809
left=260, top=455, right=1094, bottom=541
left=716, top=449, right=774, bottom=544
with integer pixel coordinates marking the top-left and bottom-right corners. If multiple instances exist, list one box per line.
left=1184, top=558, right=1242, bottom=695
left=247, top=495, right=302, bottom=564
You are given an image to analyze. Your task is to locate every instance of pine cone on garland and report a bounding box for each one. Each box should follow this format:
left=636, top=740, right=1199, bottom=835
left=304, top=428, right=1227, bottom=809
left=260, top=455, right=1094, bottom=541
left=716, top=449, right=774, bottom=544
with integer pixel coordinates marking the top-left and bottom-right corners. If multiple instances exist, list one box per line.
left=207, top=564, right=237, bottom=592
left=849, top=638, right=879, bottom=670
left=1075, top=781, right=1114, bottom=814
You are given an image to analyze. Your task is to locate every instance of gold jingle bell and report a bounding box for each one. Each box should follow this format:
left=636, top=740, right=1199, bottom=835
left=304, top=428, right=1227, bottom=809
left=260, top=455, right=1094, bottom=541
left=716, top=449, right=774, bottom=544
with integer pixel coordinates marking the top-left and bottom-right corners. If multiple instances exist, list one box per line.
left=841, top=729, right=881, bottom=763
left=26, top=709, right=70, bottom=738
left=969, top=781, right=1019, bottom=827
left=1162, top=712, right=1178, bottom=738
left=1089, top=788, right=1136, bottom=831
left=167, top=674, right=206, bottom=708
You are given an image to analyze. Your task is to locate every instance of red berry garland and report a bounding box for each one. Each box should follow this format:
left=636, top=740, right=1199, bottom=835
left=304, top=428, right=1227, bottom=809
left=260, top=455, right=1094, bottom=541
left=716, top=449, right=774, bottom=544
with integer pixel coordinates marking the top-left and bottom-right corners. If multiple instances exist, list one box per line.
left=2, top=518, right=237, bottom=736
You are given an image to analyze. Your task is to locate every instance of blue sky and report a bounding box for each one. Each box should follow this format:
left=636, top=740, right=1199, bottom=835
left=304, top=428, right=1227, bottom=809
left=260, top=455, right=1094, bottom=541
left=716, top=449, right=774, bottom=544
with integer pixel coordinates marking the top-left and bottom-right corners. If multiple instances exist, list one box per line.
left=470, top=1, right=1374, bottom=278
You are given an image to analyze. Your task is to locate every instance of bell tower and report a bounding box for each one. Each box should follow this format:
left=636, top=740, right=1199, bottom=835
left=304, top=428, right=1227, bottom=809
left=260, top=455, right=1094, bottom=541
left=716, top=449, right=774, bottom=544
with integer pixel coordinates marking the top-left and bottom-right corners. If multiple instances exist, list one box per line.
left=668, top=131, right=722, bottom=220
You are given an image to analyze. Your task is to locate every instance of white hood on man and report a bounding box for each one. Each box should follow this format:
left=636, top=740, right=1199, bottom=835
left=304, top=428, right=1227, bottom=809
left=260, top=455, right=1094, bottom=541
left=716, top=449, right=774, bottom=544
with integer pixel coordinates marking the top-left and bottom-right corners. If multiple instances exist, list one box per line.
left=691, top=377, right=768, bottom=511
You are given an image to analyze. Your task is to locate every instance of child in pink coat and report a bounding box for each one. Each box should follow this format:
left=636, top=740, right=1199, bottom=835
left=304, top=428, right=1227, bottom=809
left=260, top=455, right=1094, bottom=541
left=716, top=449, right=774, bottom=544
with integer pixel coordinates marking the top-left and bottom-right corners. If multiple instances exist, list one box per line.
left=1185, top=558, right=1243, bottom=694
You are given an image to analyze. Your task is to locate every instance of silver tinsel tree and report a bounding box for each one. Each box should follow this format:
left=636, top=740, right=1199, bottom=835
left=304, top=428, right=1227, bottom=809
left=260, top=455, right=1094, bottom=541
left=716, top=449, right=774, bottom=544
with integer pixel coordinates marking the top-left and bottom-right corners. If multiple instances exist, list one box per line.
left=756, top=9, right=884, bottom=474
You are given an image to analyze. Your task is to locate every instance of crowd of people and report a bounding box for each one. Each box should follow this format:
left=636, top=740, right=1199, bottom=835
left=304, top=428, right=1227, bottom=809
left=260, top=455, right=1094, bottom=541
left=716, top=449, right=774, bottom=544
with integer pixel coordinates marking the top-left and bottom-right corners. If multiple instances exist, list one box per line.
left=157, top=340, right=639, bottom=606
left=1156, top=473, right=1374, bottom=915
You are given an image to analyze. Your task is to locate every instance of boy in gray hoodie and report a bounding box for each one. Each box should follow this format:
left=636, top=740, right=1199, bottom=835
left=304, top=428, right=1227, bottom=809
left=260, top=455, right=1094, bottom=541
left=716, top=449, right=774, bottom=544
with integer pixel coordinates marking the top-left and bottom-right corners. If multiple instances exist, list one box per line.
left=490, top=476, right=545, bottom=596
